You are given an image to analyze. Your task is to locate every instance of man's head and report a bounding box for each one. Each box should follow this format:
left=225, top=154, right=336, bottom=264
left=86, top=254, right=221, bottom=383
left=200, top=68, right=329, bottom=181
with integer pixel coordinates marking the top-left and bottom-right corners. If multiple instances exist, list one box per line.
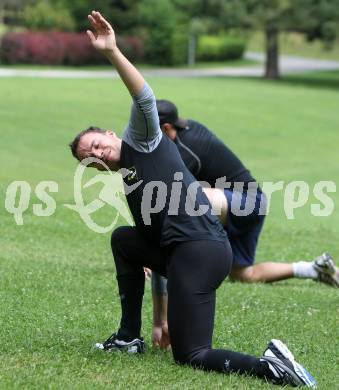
left=156, top=100, right=188, bottom=141
left=69, top=126, right=122, bottom=171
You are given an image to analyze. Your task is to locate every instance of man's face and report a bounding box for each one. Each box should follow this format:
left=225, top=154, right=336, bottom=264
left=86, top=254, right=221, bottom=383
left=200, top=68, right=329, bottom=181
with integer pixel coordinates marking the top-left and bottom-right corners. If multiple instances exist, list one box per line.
left=76, top=130, right=121, bottom=171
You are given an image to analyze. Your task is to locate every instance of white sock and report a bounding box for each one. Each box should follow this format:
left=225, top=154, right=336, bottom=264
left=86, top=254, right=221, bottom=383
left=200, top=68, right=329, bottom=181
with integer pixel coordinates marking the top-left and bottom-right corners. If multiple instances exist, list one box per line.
left=292, top=261, right=318, bottom=279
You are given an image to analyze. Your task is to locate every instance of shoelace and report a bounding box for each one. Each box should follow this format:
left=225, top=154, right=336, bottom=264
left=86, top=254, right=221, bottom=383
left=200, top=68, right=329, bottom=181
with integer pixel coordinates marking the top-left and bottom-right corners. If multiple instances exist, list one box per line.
left=281, top=371, right=295, bottom=386
left=103, top=332, right=117, bottom=348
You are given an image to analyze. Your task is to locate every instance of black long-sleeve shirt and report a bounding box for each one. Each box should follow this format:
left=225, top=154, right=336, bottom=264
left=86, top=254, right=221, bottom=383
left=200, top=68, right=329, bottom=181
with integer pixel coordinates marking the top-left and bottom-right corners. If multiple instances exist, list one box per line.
left=175, top=120, right=255, bottom=189
left=121, top=83, right=226, bottom=246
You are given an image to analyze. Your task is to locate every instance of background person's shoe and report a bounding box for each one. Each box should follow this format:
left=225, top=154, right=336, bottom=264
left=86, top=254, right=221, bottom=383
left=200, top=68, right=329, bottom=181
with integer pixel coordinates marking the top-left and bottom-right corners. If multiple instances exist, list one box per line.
left=313, top=252, right=339, bottom=288
left=95, top=332, right=145, bottom=354
left=261, top=339, right=316, bottom=387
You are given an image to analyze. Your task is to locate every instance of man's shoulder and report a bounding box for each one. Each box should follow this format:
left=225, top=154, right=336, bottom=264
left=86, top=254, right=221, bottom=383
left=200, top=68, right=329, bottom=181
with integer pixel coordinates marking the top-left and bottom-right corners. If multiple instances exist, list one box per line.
left=187, top=119, right=211, bottom=132
left=183, top=119, right=234, bottom=158
left=182, top=119, right=214, bottom=139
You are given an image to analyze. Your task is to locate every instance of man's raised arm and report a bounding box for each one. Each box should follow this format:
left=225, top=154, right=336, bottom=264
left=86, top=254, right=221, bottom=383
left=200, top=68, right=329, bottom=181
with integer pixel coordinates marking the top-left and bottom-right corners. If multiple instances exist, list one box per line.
left=87, top=10, right=144, bottom=96
left=87, top=11, right=161, bottom=150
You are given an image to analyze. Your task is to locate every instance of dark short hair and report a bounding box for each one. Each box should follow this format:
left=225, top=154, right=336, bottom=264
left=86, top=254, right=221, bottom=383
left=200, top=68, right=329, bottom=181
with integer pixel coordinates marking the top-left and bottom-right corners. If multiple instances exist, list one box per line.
left=69, top=126, right=105, bottom=160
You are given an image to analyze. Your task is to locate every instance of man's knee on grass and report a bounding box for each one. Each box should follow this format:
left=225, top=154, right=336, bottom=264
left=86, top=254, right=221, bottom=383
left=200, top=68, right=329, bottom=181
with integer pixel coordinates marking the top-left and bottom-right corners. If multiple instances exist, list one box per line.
left=172, top=347, right=208, bottom=368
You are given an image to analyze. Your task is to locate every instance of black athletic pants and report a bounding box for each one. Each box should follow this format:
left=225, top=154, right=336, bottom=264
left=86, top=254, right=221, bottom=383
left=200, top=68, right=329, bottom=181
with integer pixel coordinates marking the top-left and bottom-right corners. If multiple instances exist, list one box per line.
left=111, top=226, right=270, bottom=378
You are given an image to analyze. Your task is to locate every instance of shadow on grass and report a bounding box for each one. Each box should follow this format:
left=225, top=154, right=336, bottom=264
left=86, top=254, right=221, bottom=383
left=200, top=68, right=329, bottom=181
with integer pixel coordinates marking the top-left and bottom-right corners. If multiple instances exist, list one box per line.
left=278, top=71, right=339, bottom=91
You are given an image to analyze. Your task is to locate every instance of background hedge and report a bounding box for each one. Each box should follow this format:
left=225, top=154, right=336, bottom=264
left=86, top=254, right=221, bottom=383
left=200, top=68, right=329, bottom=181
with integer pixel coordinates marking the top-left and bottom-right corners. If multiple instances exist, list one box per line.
left=197, top=35, right=246, bottom=62
left=0, top=31, right=144, bottom=65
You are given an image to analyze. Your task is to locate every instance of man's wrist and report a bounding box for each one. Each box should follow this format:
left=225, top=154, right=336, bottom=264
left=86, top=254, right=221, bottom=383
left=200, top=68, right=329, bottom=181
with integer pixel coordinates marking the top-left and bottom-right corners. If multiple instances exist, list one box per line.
left=105, top=47, right=120, bottom=61
left=153, top=319, right=167, bottom=327
left=153, top=295, right=168, bottom=326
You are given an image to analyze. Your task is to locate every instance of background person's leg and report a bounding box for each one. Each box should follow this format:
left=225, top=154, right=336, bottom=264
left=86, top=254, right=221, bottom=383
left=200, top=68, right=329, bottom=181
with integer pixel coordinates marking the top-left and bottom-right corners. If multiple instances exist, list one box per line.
left=111, top=226, right=167, bottom=340
left=205, top=187, right=283, bottom=284
left=230, top=253, right=338, bottom=284
left=217, top=188, right=328, bottom=284
left=230, top=262, right=294, bottom=283
left=166, top=240, right=270, bottom=378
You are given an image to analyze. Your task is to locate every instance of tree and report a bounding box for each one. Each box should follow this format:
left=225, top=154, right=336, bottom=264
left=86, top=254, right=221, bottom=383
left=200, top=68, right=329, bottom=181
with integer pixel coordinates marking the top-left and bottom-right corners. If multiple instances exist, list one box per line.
left=222, top=0, right=339, bottom=79
left=296, top=0, right=339, bottom=48
left=138, top=0, right=178, bottom=65
left=173, top=0, right=232, bottom=65
left=55, top=0, right=139, bottom=33
left=22, top=1, right=76, bottom=31
left=1, top=0, right=35, bottom=27
left=219, top=0, right=296, bottom=79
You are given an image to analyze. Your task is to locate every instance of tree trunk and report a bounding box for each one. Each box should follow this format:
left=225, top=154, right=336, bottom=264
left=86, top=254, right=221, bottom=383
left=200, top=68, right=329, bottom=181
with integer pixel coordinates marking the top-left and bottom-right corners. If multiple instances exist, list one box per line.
left=265, top=27, right=280, bottom=80
left=187, top=34, right=196, bottom=66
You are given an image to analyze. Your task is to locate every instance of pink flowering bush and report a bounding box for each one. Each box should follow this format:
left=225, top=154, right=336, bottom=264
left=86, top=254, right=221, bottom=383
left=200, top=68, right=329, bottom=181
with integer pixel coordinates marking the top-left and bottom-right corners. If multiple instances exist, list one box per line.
left=0, top=31, right=144, bottom=65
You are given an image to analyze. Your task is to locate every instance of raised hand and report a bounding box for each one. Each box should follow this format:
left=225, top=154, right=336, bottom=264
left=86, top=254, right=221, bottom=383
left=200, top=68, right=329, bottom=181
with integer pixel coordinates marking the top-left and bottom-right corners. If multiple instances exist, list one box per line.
left=86, top=10, right=145, bottom=96
left=87, top=10, right=116, bottom=55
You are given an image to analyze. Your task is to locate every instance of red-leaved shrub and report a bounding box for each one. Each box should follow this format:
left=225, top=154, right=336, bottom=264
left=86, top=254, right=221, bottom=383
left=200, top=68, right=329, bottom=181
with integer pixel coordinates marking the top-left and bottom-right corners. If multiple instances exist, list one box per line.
left=60, top=32, right=104, bottom=65
left=118, top=36, right=144, bottom=63
left=29, top=32, right=66, bottom=65
left=0, top=31, right=144, bottom=65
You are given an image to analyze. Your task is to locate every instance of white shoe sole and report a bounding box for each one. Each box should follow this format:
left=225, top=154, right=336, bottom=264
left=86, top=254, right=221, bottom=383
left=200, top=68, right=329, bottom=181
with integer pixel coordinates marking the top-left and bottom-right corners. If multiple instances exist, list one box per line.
left=268, top=339, right=317, bottom=388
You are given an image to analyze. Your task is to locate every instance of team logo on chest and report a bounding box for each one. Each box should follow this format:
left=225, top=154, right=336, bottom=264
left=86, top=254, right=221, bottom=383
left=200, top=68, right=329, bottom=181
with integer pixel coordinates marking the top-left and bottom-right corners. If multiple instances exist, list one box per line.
left=127, top=166, right=138, bottom=181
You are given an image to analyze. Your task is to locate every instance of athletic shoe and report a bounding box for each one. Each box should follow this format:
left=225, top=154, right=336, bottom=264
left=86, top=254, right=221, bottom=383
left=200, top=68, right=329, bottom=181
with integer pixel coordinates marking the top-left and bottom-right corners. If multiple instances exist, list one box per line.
left=95, top=332, right=145, bottom=354
left=313, top=252, right=339, bottom=288
left=261, top=339, right=316, bottom=387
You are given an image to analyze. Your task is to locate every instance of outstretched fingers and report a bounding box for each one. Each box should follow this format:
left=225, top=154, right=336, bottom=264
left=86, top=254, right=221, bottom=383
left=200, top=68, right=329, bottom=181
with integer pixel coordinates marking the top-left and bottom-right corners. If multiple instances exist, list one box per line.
left=88, top=14, right=100, bottom=32
left=86, top=30, right=96, bottom=44
left=90, top=10, right=112, bottom=33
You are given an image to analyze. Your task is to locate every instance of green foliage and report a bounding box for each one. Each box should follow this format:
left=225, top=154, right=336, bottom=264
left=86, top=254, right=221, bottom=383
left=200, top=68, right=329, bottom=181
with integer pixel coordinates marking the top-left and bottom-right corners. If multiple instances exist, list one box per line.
left=22, top=1, right=76, bottom=31
left=173, top=0, right=226, bottom=22
left=225, top=0, right=339, bottom=41
left=138, top=0, right=179, bottom=65
left=321, top=21, right=338, bottom=42
left=197, top=35, right=246, bottom=61
left=298, top=0, right=339, bottom=46
left=248, top=31, right=339, bottom=60
left=171, top=28, right=188, bottom=65
left=0, top=23, right=7, bottom=37
left=174, top=0, right=234, bottom=34
left=221, top=0, right=339, bottom=78
left=222, top=0, right=295, bottom=32
left=55, top=0, right=139, bottom=33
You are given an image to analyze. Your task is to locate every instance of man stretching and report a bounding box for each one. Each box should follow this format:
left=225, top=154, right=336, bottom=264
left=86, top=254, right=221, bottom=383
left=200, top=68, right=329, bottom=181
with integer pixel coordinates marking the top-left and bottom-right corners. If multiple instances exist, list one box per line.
left=69, top=11, right=316, bottom=387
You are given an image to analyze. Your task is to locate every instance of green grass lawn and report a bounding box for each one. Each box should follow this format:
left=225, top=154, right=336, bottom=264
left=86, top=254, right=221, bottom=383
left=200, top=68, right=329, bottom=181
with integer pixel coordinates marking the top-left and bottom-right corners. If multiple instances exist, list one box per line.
left=0, top=72, right=338, bottom=389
